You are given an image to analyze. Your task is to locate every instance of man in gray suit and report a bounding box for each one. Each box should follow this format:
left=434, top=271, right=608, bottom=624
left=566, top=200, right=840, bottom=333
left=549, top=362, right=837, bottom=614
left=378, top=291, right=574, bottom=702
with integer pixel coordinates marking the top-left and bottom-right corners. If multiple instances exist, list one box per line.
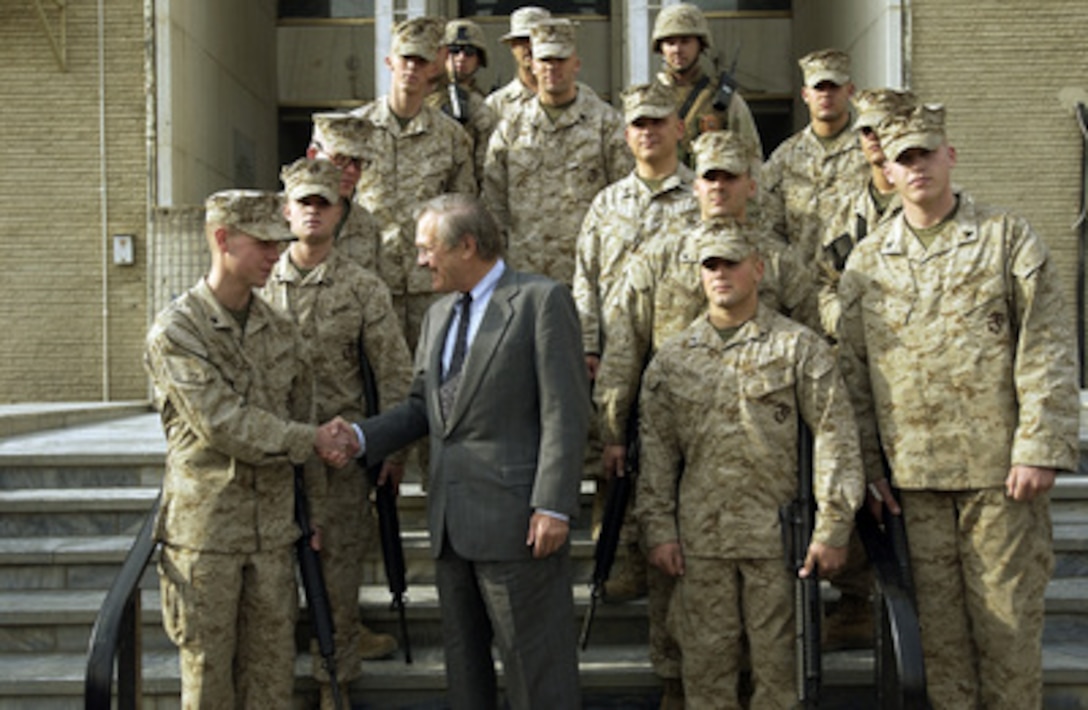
left=328, top=193, right=589, bottom=709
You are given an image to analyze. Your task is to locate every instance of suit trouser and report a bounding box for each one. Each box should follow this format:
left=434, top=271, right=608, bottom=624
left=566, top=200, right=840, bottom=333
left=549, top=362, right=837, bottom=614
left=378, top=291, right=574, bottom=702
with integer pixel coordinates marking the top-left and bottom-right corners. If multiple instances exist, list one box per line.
left=435, top=539, right=581, bottom=710
left=900, top=488, right=1052, bottom=710
left=158, top=544, right=298, bottom=710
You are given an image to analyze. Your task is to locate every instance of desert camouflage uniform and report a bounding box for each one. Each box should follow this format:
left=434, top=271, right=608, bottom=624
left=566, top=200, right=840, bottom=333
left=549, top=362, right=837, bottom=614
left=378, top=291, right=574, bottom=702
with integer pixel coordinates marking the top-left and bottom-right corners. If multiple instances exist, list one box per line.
left=262, top=249, right=412, bottom=684
left=761, top=123, right=868, bottom=264
left=350, top=97, right=476, bottom=349
left=485, top=77, right=535, bottom=124
left=145, top=278, right=320, bottom=709
left=838, top=190, right=1080, bottom=709
left=483, top=88, right=633, bottom=285
left=592, top=218, right=813, bottom=680
left=572, top=165, right=698, bottom=357
left=334, top=197, right=380, bottom=273
left=815, top=181, right=901, bottom=340
left=638, top=304, right=863, bottom=708
left=426, top=80, right=499, bottom=193
left=657, top=65, right=762, bottom=167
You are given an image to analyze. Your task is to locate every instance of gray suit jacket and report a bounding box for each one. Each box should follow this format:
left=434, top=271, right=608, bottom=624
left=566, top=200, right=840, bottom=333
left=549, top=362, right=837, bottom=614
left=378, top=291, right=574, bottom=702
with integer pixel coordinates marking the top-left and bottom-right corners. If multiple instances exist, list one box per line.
left=360, top=267, right=590, bottom=561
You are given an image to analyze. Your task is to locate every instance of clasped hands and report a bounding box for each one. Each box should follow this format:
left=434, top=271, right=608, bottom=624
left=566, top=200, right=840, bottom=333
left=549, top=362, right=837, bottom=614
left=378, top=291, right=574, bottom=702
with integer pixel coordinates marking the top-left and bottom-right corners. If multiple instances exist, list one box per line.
left=314, top=416, right=360, bottom=468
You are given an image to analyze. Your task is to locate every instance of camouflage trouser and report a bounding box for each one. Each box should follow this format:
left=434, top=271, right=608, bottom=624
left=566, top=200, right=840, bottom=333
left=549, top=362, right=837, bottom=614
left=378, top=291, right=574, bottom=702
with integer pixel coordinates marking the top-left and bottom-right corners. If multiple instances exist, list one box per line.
left=668, top=556, right=795, bottom=710
left=312, top=461, right=375, bottom=683
left=900, top=488, right=1053, bottom=710
left=158, top=544, right=298, bottom=709
left=647, top=559, right=681, bottom=679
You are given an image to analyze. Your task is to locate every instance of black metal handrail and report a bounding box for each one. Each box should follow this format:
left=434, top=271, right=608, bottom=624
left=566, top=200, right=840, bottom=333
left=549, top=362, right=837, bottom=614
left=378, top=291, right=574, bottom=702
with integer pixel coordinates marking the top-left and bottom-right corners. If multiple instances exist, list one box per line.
left=856, top=506, right=930, bottom=710
left=85, top=493, right=161, bottom=710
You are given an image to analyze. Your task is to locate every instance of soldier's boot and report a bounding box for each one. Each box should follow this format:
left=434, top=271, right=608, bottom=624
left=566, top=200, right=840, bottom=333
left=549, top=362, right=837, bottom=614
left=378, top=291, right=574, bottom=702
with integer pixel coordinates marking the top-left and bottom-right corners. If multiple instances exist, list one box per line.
left=659, top=678, right=685, bottom=710
left=358, top=622, right=398, bottom=660
left=823, top=592, right=874, bottom=651
left=319, top=680, right=351, bottom=710
left=603, top=543, right=648, bottom=603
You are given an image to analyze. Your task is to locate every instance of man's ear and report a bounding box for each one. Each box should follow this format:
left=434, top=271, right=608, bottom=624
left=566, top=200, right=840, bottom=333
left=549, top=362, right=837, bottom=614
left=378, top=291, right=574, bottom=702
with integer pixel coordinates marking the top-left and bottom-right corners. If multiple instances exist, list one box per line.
left=214, top=226, right=231, bottom=253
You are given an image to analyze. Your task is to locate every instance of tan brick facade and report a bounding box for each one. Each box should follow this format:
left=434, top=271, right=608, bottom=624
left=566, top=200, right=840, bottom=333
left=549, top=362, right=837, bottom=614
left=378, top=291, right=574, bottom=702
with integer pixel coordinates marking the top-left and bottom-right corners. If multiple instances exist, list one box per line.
left=0, top=0, right=148, bottom=402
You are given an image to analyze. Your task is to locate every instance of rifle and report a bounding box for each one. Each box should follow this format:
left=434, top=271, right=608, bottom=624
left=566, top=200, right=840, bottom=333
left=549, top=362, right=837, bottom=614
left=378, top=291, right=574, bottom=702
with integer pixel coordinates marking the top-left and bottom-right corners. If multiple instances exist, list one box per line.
left=294, top=465, right=346, bottom=710
left=579, top=415, right=639, bottom=650
left=445, top=80, right=469, bottom=125
left=711, top=45, right=742, bottom=113
left=778, top=420, right=821, bottom=707
left=359, top=344, right=413, bottom=664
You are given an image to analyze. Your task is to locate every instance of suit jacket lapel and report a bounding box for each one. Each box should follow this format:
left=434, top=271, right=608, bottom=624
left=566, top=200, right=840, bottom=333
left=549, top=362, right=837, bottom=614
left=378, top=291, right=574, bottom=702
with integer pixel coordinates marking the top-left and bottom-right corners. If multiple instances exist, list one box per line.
left=444, top=270, right=519, bottom=433
left=429, top=293, right=459, bottom=424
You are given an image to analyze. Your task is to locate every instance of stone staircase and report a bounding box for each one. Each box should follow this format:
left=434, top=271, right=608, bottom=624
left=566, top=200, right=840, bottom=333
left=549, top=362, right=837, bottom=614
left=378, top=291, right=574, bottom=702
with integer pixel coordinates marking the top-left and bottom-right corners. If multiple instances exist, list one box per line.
left=1, top=404, right=1087, bottom=709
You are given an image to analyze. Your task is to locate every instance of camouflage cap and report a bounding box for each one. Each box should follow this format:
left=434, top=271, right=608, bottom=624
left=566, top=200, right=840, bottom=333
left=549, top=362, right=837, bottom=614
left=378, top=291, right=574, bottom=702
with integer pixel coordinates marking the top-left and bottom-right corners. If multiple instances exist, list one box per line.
left=502, top=6, right=551, bottom=43
left=692, top=130, right=755, bottom=177
left=531, top=18, right=576, bottom=60
left=622, top=82, right=676, bottom=124
left=391, top=16, right=445, bottom=61
left=445, top=19, right=488, bottom=67
left=853, top=88, right=918, bottom=131
left=879, top=103, right=947, bottom=162
left=695, top=219, right=757, bottom=264
left=205, top=190, right=294, bottom=243
left=799, top=48, right=851, bottom=88
left=311, top=112, right=374, bottom=159
left=280, top=158, right=341, bottom=204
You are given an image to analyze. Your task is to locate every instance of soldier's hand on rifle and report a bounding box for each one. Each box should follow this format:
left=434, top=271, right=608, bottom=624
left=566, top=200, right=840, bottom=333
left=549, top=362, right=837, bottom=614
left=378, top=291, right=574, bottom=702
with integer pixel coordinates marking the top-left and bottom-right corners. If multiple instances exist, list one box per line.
left=602, top=444, right=626, bottom=480
left=799, top=541, right=847, bottom=578
left=865, top=477, right=901, bottom=521
left=377, top=460, right=404, bottom=493
left=310, top=524, right=324, bottom=552
left=648, top=541, right=685, bottom=577
left=585, top=354, right=600, bottom=380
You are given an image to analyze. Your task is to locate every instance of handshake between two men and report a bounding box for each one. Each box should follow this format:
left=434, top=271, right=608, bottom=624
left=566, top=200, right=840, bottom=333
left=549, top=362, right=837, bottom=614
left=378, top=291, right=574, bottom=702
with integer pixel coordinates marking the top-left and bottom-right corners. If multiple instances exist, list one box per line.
left=314, top=416, right=363, bottom=469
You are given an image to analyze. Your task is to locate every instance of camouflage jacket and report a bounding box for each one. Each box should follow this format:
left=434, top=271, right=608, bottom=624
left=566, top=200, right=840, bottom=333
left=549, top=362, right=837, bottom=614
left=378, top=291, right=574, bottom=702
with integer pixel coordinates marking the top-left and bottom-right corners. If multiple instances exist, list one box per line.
left=261, top=248, right=412, bottom=428
left=572, top=165, right=698, bottom=356
left=334, top=198, right=380, bottom=274
left=485, top=77, right=537, bottom=125
left=815, top=181, right=901, bottom=340
left=595, top=218, right=816, bottom=445
left=637, top=304, right=864, bottom=558
left=425, top=81, right=499, bottom=192
left=483, top=88, right=634, bottom=285
left=144, top=279, right=320, bottom=553
left=350, top=97, right=476, bottom=295
left=657, top=64, right=762, bottom=167
left=761, top=123, right=868, bottom=263
left=838, top=190, right=1080, bottom=488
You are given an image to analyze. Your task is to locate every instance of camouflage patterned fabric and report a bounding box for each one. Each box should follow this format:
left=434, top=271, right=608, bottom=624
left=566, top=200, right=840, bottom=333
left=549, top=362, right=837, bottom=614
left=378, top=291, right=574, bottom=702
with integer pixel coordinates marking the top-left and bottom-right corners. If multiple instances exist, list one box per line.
left=262, top=248, right=412, bottom=683
left=837, top=190, right=1079, bottom=708
left=573, top=166, right=698, bottom=356
left=483, top=89, right=633, bottom=285
left=485, top=77, right=537, bottom=124
left=657, top=65, right=762, bottom=168
left=334, top=198, right=381, bottom=273
left=761, top=124, right=868, bottom=263
left=426, top=81, right=499, bottom=192
left=349, top=97, right=475, bottom=301
left=637, top=304, right=863, bottom=706
left=145, top=278, right=320, bottom=709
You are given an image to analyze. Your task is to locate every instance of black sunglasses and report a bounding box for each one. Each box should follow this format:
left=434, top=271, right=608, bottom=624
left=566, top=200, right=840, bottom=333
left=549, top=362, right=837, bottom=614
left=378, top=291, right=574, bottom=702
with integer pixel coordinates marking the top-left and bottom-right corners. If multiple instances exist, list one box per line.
left=448, top=45, right=478, bottom=57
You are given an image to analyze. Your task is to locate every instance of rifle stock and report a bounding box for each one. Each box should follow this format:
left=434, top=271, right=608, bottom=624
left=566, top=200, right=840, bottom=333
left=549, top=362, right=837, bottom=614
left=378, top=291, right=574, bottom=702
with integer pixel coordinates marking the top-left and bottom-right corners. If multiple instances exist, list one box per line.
left=294, top=465, right=345, bottom=710
left=359, top=341, right=413, bottom=664
left=779, top=421, right=821, bottom=707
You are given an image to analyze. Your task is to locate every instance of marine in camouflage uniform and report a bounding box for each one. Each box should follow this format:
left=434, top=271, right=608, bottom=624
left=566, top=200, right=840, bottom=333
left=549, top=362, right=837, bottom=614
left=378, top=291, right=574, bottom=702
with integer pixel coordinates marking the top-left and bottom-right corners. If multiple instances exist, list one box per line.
left=483, top=18, right=633, bottom=286
left=349, top=17, right=476, bottom=351
left=144, top=190, right=333, bottom=709
left=815, top=89, right=914, bottom=341
left=838, top=104, right=1080, bottom=709
left=485, top=6, right=551, bottom=124
left=310, top=112, right=381, bottom=273
left=651, top=2, right=762, bottom=167
left=638, top=223, right=863, bottom=709
left=761, top=49, right=868, bottom=266
left=425, top=19, right=499, bottom=192
left=594, top=130, right=812, bottom=698
left=262, top=160, right=413, bottom=704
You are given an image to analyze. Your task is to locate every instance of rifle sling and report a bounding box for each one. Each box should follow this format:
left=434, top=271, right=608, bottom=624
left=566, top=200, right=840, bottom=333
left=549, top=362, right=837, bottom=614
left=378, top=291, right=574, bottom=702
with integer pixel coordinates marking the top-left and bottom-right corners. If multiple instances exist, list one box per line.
left=678, top=74, right=711, bottom=121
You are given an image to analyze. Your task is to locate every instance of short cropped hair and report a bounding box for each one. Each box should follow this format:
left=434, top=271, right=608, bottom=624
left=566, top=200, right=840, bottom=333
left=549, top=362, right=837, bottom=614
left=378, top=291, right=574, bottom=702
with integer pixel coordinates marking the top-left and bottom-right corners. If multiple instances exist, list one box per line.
left=416, top=193, right=505, bottom=261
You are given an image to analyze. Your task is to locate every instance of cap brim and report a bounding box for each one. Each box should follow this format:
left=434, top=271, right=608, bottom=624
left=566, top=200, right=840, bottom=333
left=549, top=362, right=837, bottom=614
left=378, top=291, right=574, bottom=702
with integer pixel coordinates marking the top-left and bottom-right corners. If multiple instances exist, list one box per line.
left=626, top=105, right=674, bottom=124
left=532, top=42, right=573, bottom=59
left=287, top=185, right=339, bottom=204
left=885, top=131, right=944, bottom=162
left=238, top=224, right=296, bottom=243
left=805, top=70, right=850, bottom=88
left=698, top=160, right=748, bottom=177
left=501, top=31, right=530, bottom=43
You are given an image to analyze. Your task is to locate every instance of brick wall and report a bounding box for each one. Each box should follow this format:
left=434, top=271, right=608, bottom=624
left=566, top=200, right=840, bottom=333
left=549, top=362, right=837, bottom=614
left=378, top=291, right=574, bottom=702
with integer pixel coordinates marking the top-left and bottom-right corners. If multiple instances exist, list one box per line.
left=0, top=1, right=148, bottom=402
